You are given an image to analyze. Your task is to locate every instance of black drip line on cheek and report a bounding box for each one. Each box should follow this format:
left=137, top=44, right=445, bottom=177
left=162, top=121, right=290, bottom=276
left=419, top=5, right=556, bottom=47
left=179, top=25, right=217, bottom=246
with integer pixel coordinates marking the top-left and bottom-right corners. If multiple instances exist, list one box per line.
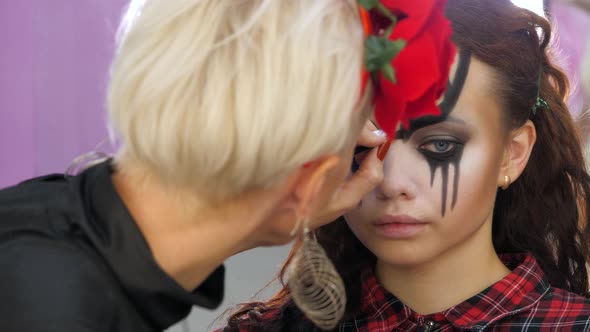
left=451, top=148, right=463, bottom=210
left=424, top=145, right=464, bottom=217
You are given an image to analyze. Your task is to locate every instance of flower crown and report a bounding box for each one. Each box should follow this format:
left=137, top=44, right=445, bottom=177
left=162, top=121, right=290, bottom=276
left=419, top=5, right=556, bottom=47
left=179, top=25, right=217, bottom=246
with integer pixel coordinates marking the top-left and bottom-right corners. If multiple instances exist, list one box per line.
left=358, top=0, right=457, bottom=138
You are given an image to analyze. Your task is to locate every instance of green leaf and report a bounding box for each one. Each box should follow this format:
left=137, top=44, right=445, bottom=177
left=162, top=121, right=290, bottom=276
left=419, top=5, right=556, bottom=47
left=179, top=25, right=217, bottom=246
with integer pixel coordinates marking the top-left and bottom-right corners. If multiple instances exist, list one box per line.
left=358, top=1, right=403, bottom=84
left=365, top=37, right=406, bottom=73
left=383, top=23, right=394, bottom=39
left=380, top=64, right=397, bottom=83
left=358, top=0, right=380, bottom=10
left=376, top=3, right=396, bottom=23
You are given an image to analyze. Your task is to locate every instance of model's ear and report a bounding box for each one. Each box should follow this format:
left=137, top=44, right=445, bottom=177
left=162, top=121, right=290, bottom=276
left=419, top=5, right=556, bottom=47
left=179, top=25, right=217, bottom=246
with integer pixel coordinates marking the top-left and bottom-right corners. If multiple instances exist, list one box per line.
left=498, top=120, right=536, bottom=188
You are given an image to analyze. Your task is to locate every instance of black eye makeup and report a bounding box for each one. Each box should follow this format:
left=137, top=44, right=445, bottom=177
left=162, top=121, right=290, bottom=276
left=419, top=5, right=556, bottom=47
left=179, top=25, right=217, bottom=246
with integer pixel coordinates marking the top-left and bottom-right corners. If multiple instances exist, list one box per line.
left=413, top=125, right=470, bottom=216
left=418, top=137, right=462, bottom=161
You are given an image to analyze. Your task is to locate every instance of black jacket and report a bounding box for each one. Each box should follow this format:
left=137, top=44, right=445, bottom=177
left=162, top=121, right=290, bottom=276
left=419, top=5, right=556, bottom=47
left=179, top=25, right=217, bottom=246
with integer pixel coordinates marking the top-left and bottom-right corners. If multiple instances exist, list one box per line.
left=0, top=161, right=224, bottom=331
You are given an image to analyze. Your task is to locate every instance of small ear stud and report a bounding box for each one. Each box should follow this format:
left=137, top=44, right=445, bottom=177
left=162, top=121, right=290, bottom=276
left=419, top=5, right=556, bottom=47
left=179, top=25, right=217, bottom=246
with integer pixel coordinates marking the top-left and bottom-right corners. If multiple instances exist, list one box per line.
left=501, top=175, right=511, bottom=190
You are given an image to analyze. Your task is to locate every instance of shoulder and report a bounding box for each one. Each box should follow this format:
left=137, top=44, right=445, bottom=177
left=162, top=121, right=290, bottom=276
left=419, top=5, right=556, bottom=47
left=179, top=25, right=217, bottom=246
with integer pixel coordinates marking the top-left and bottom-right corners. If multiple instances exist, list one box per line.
left=538, top=287, right=590, bottom=317
left=0, top=174, right=76, bottom=225
left=0, top=238, right=117, bottom=331
left=505, top=287, right=590, bottom=329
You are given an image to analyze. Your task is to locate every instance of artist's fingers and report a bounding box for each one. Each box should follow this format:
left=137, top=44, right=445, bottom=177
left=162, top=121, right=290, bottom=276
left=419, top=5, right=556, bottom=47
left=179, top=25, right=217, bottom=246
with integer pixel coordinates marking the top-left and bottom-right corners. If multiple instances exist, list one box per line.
left=357, top=121, right=387, bottom=147
left=309, top=147, right=384, bottom=229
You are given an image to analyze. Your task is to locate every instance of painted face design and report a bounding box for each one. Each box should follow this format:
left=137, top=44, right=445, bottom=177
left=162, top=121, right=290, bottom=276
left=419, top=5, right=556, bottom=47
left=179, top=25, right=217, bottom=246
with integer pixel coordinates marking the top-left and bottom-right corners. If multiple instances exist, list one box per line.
left=353, top=50, right=472, bottom=216
left=416, top=126, right=465, bottom=216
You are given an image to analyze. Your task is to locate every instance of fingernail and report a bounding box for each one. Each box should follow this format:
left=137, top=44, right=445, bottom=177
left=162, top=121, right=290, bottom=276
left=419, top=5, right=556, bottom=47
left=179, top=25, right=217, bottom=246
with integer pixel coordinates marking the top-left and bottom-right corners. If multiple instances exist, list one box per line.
left=377, top=140, right=392, bottom=161
left=373, top=130, right=387, bottom=138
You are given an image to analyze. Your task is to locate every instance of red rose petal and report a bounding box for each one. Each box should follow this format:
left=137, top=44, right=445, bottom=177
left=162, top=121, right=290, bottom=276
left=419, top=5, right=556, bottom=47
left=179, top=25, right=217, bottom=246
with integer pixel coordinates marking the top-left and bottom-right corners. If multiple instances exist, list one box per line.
left=375, top=92, right=406, bottom=136
left=381, top=0, right=437, bottom=41
left=386, top=33, right=441, bottom=100
left=402, top=85, right=442, bottom=129
left=372, top=0, right=456, bottom=137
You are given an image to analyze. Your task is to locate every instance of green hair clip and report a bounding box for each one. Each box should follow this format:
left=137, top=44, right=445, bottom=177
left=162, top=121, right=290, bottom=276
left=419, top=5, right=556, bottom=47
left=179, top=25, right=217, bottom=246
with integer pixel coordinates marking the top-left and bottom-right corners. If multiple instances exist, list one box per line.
left=532, top=97, right=549, bottom=116
left=532, top=67, right=550, bottom=116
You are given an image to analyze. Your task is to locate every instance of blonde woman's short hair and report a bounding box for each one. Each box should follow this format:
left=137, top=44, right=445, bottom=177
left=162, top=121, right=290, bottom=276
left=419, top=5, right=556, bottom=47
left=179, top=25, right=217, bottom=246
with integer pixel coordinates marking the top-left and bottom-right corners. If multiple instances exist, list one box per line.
left=108, top=0, right=367, bottom=201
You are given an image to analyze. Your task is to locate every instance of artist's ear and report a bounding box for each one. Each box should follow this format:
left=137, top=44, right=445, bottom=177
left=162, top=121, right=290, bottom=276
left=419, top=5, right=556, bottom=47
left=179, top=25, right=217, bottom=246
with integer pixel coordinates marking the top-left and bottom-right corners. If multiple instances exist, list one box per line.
left=282, top=155, right=341, bottom=217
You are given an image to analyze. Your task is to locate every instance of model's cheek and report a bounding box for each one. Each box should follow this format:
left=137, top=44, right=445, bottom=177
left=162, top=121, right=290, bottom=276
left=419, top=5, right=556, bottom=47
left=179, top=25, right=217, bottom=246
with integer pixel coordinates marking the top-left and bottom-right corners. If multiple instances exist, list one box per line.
left=449, top=145, right=503, bottom=223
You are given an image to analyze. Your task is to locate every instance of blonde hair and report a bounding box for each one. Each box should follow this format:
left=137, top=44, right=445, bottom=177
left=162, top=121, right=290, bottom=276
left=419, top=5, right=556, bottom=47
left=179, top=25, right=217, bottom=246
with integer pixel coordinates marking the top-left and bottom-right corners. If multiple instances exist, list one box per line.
left=108, top=0, right=366, bottom=201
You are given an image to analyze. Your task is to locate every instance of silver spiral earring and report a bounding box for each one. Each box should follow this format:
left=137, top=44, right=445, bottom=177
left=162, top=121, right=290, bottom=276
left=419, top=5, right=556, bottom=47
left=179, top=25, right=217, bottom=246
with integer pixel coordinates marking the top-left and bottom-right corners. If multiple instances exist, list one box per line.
left=286, top=216, right=346, bottom=330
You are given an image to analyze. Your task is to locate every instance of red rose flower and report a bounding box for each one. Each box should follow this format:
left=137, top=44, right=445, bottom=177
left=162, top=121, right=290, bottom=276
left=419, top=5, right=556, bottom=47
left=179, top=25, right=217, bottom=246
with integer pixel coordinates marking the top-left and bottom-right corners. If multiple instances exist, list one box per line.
left=371, top=0, right=456, bottom=137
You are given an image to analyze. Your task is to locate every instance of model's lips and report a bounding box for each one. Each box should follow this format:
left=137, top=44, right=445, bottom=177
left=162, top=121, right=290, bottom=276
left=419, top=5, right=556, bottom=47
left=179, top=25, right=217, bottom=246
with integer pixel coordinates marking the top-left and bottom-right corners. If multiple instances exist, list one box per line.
left=374, top=214, right=427, bottom=225
left=373, top=214, right=429, bottom=239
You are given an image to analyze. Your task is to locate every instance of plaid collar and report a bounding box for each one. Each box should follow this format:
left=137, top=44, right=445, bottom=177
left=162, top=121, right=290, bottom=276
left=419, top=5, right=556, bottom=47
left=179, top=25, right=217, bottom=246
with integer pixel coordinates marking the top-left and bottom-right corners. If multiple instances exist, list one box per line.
left=343, top=253, right=551, bottom=331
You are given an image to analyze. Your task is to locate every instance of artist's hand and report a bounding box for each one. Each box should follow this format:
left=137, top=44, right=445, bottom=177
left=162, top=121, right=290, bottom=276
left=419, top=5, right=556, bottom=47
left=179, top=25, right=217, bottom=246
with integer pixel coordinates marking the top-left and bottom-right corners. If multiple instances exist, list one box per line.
left=309, top=121, right=386, bottom=229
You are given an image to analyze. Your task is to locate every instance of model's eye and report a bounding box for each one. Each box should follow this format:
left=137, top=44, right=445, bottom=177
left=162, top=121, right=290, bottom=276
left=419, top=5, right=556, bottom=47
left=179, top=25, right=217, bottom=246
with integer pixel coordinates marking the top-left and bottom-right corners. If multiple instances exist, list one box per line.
left=419, top=140, right=456, bottom=154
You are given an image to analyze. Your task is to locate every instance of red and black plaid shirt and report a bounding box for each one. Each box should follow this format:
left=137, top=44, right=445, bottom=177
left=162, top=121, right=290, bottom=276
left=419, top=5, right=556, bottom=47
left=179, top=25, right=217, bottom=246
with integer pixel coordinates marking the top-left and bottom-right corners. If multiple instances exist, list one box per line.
left=338, top=254, right=590, bottom=331
left=225, top=254, right=590, bottom=331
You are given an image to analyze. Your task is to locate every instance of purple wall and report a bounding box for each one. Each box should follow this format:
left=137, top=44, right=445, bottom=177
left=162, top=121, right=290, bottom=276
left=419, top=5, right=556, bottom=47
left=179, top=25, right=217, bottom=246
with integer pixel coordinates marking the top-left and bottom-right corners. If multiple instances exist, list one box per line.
left=0, top=1, right=35, bottom=187
left=0, top=1, right=127, bottom=188
left=552, top=3, right=590, bottom=118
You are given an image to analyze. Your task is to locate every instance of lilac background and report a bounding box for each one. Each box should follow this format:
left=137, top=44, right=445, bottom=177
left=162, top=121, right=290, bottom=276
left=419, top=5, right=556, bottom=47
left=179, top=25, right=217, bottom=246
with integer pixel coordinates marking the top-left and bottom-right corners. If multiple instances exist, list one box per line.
left=0, top=0, right=126, bottom=188
left=553, top=3, right=590, bottom=118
